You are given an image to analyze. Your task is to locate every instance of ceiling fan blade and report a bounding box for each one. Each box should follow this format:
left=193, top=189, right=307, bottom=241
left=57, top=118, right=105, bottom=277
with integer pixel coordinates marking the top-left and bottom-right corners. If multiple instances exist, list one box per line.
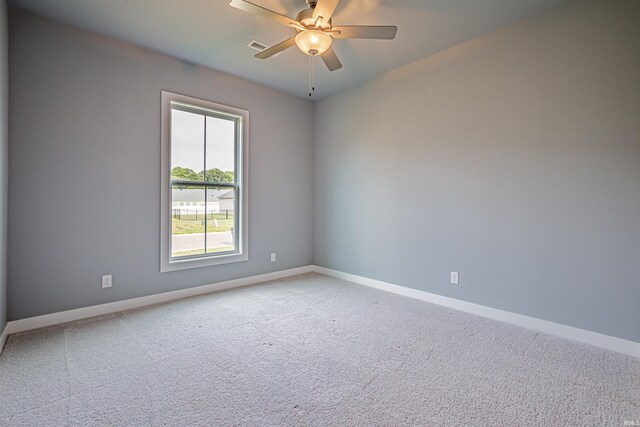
left=255, top=37, right=296, bottom=59
left=332, top=25, right=398, bottom=40
left=320, top=47, right=342, bottom=71
left=312, top=0, right=340, bottom=23
left=229, top=0, right=299, bottom=29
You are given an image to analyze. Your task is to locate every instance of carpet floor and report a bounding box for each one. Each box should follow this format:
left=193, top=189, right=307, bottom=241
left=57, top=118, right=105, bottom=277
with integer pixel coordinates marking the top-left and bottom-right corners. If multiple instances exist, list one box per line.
left=0, top=273, right=638, bottom=426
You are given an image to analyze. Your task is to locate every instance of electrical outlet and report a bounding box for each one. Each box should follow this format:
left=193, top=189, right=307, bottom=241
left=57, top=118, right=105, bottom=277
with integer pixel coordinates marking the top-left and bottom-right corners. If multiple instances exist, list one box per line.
left=450, top=272, right=459, bottom=285
left=102, top=274, right=112, bottom=289
left=270, top=252, right=277, bottom=263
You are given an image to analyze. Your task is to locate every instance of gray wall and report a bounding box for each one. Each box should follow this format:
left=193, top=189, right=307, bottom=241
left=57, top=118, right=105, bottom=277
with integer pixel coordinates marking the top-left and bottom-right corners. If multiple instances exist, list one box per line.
left=314, top=0, right=640, bottom=342
left=8, top=9, right=314, bottom=320
left=0, top=0, right=7, bottom=334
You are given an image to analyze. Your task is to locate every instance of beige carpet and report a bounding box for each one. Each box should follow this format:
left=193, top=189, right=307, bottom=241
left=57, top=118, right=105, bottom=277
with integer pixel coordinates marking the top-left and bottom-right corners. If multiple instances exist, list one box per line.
left=1, top=273, right=638, bottom=426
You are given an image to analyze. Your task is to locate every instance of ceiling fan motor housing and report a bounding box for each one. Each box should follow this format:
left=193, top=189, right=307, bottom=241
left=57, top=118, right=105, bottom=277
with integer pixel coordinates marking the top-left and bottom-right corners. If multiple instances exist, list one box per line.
left=295, top=8, right=332, bottom=31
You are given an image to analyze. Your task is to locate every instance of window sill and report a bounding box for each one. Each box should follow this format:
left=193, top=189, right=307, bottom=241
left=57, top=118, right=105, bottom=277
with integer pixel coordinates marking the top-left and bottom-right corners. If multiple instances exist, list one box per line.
left=160, top=251, right=248, bottom=272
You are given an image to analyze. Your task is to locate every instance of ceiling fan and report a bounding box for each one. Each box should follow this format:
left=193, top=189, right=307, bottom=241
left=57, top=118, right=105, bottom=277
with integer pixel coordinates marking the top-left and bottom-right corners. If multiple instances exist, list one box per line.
left=229, top=0, right=398, bottom=73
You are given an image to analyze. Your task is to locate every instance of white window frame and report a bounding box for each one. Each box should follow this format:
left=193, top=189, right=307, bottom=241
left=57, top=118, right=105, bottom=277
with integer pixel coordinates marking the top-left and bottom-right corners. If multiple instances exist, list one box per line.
left=160, top=91, right=249, bottom=272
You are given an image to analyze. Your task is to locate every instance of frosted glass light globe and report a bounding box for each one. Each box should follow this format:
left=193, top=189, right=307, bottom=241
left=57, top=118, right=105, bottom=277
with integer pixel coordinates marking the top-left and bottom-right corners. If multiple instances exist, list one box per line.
left=295, top=30, right=332, bottom=56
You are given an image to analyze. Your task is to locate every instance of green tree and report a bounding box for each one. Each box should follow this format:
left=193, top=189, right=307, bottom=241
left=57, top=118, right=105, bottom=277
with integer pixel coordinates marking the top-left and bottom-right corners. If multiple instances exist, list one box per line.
left=199, top=168, right=234, bottom=183
left=171, top=167, right=199, bottom=181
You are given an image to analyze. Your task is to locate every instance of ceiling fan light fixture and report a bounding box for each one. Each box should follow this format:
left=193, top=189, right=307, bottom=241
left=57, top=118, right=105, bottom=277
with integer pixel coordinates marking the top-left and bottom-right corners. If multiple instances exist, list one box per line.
left=295, top=30, right=332, bottom=56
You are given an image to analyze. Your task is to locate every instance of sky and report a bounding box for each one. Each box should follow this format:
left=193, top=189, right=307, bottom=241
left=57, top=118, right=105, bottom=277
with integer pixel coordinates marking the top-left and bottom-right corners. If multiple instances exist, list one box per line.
left=171, top=109, right=235, bottom=173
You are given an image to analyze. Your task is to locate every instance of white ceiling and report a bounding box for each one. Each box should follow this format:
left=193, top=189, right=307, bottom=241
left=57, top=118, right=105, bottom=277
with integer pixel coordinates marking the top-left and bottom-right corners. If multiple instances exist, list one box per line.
left=10, top=0, right=573, bottom=99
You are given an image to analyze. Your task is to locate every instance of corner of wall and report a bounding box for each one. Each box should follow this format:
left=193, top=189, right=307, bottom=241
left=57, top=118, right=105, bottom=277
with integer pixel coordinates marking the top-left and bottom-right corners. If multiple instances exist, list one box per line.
left=310, top=98, right=318, bottom=266
left=0, top=0, right=9, bottom=339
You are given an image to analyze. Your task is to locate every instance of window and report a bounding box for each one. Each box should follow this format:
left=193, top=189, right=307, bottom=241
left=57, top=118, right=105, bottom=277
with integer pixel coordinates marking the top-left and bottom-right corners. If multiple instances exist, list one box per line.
left=161, top=91, right=248, bottom=272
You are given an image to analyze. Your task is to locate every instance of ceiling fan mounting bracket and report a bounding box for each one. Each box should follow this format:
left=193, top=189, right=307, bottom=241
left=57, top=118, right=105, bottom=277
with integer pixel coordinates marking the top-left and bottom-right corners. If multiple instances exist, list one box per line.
left=306, top=0, right=318, bottom=8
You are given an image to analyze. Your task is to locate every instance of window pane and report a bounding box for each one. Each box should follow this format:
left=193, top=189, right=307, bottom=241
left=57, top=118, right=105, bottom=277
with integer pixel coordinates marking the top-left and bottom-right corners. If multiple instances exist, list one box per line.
left=171, top=109, right=204, bottom=182
left=206, top=187, right=236, bottom=254
left=171, top=185, right=205, bottom=257
left=205, top=116, right=235, bottom=183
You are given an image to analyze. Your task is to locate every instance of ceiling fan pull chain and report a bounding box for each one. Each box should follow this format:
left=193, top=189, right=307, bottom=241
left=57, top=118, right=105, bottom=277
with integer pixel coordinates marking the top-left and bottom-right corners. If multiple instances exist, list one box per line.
left=308, top=53, right=317, bottom=97
left=308, top=54, right=312, bottom=97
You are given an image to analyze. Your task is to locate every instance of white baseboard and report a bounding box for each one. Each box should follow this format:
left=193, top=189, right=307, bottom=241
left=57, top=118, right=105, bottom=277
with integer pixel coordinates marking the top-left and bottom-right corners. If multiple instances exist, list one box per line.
left=5, top=265, right=314, bottom=336
left=0, top=324, right=7, bottom=354
left=313, top=266, right=640, bottom=359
